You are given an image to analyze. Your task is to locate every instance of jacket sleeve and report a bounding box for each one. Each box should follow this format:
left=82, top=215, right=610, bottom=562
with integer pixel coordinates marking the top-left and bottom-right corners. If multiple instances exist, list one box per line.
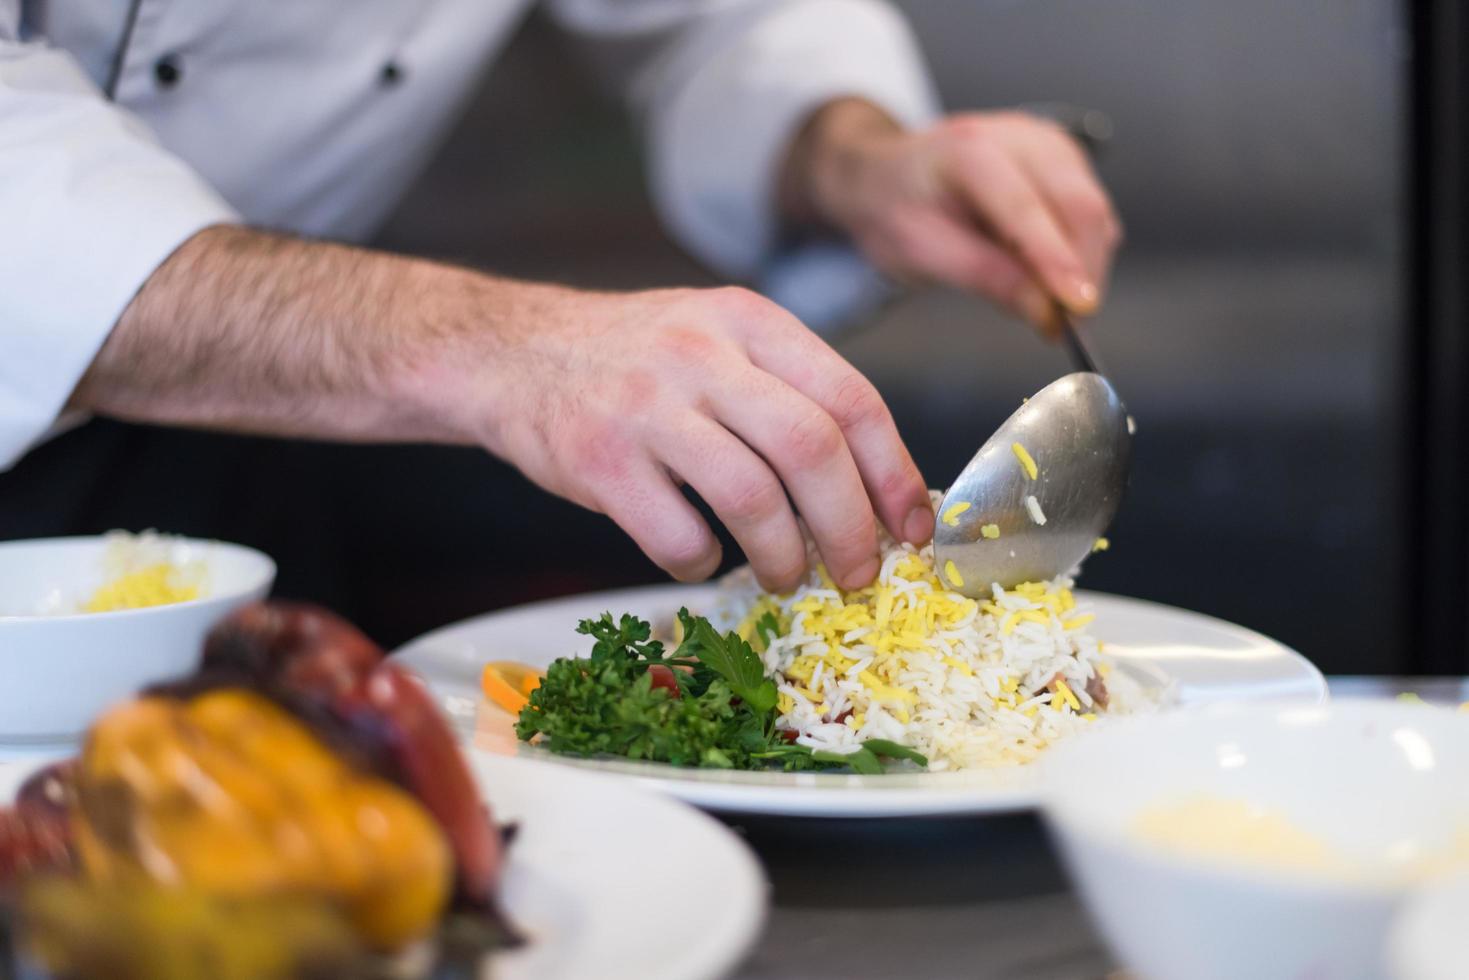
left=547, top=0, right=939, bottom=330
left=0, top=9, right=238, bottom=469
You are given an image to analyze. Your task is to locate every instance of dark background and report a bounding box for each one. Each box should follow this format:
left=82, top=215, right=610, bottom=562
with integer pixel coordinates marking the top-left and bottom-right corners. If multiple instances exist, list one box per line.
left=0, top=1, right=1423, bottom=673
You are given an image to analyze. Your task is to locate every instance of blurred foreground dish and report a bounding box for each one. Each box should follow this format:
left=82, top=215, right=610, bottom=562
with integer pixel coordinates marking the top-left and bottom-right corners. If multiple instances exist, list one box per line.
left=0, top=601, right=518, bottom=979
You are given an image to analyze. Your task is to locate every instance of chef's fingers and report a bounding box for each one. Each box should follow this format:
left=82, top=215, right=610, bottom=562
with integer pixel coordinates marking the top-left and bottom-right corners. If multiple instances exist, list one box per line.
left=941, top=127, right=1097, bottom=315
left=652, top=413, right=809, bottom=592
left=704, top=368, right=881, bottom=591
left=882, top=208, right=1057, bottom=333
left=1011, top=122, right=1123, bottom=301
left=738, top=310, right=932, bottom=550
left=590, top=456, right=723, bottom=583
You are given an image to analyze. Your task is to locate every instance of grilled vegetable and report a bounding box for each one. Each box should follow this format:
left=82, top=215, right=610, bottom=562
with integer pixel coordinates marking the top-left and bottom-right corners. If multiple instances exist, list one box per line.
left=0, top=600, right=521, bottom=975
left=332, top=664, right=505, bottom=906
left=0, top=764, right=77, bottom=886
left=200, top=601, right=384, bottom=696
left=18, top=878, right=370, bottom=980
left=72, top=689, right=452, bottom=950
left=198, top=603, right=506, bottom=905
left=0, top=808, right=70, bottom=888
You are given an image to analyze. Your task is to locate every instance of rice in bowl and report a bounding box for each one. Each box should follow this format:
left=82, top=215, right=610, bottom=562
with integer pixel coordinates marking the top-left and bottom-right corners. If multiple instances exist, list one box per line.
left=715, top=531, right=1152, bottom=771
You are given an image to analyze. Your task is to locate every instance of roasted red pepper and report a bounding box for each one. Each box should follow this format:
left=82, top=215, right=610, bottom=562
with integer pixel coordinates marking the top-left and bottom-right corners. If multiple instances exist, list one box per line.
left=331, top=663, right=503, bottom=905
left=202, top=601, right=384, bottom=695
left=0, top=762, right=77, bottom=884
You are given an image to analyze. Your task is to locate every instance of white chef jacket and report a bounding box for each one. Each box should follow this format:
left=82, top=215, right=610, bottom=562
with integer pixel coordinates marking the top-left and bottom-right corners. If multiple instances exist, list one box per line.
left=0, top=0, right=938, bottom=470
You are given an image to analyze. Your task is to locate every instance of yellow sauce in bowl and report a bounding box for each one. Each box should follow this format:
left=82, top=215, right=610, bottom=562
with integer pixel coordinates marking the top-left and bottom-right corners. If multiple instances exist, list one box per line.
left=1133, top=795, right=1469, bottom=885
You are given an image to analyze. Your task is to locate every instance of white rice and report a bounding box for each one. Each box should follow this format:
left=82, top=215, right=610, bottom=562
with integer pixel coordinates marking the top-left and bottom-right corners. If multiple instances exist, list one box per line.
left=715, top=517, right=1152, bottom=770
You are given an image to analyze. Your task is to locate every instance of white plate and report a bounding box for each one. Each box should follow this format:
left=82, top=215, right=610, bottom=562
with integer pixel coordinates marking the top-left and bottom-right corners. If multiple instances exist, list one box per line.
left=396, top=584, right=1327, bottom=818
left=0, top=750, right=765, bottom=980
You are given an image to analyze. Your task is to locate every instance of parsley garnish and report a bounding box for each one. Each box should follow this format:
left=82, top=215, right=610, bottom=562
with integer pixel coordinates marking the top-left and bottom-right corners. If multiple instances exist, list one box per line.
left=672, top=609, right=777, bottom=714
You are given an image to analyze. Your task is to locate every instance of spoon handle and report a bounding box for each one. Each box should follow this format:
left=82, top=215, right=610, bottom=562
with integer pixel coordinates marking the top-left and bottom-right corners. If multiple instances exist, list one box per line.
left=1058, top=308, right=1107, bottom=377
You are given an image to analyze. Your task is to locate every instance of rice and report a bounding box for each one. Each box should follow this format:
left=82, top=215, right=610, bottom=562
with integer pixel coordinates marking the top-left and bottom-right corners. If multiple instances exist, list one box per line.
left=715, top=514, right=1151, bottom=771
left=1024, top=495, right=1047, bottom=526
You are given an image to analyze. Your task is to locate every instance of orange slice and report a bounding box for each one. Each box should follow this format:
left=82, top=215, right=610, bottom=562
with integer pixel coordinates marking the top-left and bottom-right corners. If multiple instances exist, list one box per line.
left=481, top=661, right=543, bottom=714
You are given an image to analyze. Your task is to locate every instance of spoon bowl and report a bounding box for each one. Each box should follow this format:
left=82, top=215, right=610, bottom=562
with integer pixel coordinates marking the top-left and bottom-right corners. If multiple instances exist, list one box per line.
left=933, top=372, right=1131, bottom=595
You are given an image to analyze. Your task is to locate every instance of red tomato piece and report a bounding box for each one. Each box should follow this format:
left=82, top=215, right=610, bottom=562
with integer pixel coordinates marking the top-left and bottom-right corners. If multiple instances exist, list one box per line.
left=647, top=665, right=681, bottom=698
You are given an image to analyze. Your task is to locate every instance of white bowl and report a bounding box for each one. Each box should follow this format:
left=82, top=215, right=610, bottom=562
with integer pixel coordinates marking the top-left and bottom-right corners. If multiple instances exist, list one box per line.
left=1041, top=701, right=1469, bottom=980
left=1386, top=873, right=1469, bottom=980
left=0, top=535, right=275, bottom=742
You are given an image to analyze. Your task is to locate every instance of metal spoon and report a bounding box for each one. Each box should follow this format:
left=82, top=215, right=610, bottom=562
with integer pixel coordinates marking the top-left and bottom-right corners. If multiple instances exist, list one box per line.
left=932, top=312, right=1132, bottom=595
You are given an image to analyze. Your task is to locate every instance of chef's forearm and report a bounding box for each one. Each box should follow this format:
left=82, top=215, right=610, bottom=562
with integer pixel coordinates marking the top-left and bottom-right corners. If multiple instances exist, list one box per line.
left=71, top=224, right=936, bottom=589
left=69, top=225, right=530, bottom=448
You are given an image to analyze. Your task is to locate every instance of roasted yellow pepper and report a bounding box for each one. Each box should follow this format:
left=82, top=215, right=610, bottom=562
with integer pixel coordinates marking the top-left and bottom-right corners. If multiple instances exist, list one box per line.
left=21, top=877, right=365, bottom=980
left=72, top=689, right=451, bottom=950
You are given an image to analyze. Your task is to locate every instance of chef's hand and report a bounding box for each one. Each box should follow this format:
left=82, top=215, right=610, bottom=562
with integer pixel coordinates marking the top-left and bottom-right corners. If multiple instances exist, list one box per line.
left=462, top=285, right=933, bottom=591
left=781, top=99, right=1122, bottom=332
left=77, top=227, right=931, bottom=592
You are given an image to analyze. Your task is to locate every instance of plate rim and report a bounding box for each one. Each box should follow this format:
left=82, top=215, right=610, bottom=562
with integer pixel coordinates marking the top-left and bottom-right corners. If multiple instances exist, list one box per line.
left=471, top=752, right=767, bottom=980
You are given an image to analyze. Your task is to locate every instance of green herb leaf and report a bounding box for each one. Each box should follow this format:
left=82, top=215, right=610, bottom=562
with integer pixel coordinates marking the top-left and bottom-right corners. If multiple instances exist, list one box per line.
left=811, top=747, right=883, bottom=775
left=673, top=608, right=777, bottom=715
left=861, top=738, right=928, bottom=767
left=576, top=612, right=664, bottom=671
left=751, top=610, right=782, bottom=653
